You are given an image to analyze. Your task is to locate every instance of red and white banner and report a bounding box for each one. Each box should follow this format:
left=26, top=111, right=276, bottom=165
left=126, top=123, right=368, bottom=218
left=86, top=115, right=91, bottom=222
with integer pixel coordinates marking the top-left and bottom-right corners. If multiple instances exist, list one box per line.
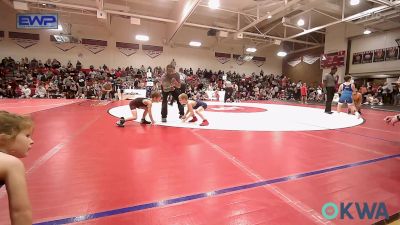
left=287, top=57, right=302, bottom=67
left=9, top=32, right=39, bottom=49
left=82, top=38, right=107, bottom=54
left=233, top=54, right=245, bottom=65
left=303, top=55, right=319, bottom=64
left=142, top=45, right=163, bottom=58
left=215, top=52, right=231, bottom=64
left=320, top=50, right=345, bottom=69
left=116, top=42, right=139, bottom=56
left=50, top=35, right=76, bottom=52
left=252, top=56, right=266, bottom=67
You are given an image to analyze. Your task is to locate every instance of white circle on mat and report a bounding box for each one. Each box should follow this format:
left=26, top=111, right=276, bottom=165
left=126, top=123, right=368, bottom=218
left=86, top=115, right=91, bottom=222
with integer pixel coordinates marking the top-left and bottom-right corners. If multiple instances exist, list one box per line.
left=108, top=102, right=364, bottom=131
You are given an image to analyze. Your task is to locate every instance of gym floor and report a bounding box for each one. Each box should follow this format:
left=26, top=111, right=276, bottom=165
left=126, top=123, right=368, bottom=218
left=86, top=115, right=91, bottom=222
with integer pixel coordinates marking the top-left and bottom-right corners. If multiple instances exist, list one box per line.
left=0, top=99, right=399, bottom=225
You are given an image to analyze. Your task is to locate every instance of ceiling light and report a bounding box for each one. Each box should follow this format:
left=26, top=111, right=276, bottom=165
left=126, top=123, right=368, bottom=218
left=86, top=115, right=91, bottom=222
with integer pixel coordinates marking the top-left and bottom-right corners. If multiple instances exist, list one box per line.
left=297, top=18, right=305, bottom=26
left=135, top=34, right=149, bottom=41
left=42, top=3, right=46, bottom=6
left=267, top=12, right=272, bottom=19
left=52, top=24, right=62, bottom=31
left=350, top=0, right=360, bottom=6
left=246, top=47, right=257, bottom=53
left=208, top=0, right=220, bottom=9
left=189, top=41, right=201, bottom=47
left=277, top=51, right=287, bottom=57
left=363, top=28, right=371, bottom=34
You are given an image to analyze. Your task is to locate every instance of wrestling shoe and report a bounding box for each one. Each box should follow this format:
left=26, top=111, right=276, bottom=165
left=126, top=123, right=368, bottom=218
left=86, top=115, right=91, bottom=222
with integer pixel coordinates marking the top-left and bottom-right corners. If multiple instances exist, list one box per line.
left=189, top=117, right=198, bottom=123
left=140, top=119, right=152, bottom=125
left=199, top=120, right=209, bottom=126
left=116, top=117, right=125, bottom=127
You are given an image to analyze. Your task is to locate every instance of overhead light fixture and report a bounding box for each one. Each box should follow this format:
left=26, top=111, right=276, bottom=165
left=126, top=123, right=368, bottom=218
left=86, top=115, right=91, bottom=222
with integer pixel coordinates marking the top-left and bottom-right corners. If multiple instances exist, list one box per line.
left=52, top=24, right=63, bottom=31
left=350, top=0, right=360, bottom=6
left=363, top=28, right=371, bottom=34
left=246, top=47, right=257, bottom=53
left=42, top=3, right=46, bottom=6
left=277, top=51, right=287, bottom=57
left=267, top=12, right=272, bottom=19
left=208, top=0, right=220, bottom=9
left=297, top=18, right=305, bottom=26
left=189, top=41, right=202, bottom=47
left=135, top=34, right=149, bottom=41
left=13, top=1, right=29, bottom=10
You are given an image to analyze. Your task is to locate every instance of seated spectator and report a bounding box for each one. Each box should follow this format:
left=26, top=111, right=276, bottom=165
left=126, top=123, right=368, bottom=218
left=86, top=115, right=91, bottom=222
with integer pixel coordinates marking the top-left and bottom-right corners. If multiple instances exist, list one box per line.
left=20, top=85, right=29, bottom=98
left=33, top=84, right=46, bottom=98
left=101, top=80, right=113, bottom=100
left=51, top=58, right=61, bottom=69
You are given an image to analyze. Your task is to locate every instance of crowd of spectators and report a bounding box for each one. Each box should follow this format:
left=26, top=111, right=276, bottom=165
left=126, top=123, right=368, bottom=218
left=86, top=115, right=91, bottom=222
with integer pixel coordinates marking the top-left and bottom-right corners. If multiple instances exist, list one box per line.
left=1, top=56, right=399, bottom=106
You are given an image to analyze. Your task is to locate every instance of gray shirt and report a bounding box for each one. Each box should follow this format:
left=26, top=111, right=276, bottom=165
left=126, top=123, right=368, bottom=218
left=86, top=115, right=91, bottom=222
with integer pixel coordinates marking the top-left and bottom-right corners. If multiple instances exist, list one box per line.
left=323, top=73, right=336, bottom=88
left=225, top=80, right=232, bottom=88
left=161, top=72, right=181, bottom=92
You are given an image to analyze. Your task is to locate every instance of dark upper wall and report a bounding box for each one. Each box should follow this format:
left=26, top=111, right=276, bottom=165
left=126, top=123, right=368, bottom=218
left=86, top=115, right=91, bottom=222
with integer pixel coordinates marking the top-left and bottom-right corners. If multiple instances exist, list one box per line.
left=282, top=47, right=324, bottom=87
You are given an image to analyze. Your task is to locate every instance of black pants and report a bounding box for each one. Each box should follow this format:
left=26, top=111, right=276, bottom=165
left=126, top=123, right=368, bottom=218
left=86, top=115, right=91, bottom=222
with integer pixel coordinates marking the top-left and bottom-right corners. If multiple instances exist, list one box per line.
left=325, top=87, right=335, bottom=112
left=180, top=83, right=186, bottom=93
left=224, top=87, right=233, bottom=102
left=162, top=89, right=184, bottom=118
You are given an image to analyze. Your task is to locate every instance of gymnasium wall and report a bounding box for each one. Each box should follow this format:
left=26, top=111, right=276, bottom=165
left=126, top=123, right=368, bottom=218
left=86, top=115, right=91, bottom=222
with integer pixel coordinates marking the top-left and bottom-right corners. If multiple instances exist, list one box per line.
left=349, top=29, right=400, bottom=75
left=324, top=23, right=400, bottom=79
left=0, top=4, right=282, bottom=75
left=323, top=23, right=349, bottom=82
left=282, top=47, right=324, bottom=87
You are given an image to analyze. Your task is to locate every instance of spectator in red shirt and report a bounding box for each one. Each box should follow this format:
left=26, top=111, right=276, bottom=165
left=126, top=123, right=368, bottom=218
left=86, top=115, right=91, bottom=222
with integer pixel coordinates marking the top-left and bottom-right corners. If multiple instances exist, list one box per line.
left=301, top=83, right=308, bottom=104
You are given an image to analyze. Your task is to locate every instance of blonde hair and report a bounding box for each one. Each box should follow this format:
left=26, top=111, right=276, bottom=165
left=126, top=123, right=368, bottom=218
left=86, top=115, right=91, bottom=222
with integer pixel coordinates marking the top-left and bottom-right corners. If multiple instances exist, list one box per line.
left=151, top=92, right=161, bottom=99
left=0, top=111, right=33, bottom=147
left=178, top=93, right=188, bottom=100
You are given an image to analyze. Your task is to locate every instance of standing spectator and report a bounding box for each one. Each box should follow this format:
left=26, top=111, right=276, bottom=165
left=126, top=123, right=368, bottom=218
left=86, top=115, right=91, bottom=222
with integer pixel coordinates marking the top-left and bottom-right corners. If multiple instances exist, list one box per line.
left=323, top=66, right=337, bottom=114
left=300, top=83, right=308, bottom=104
left=224, top=80, right=233, bottom=103
left=161, top=64, right=184, bottom=122
left=76, top=60, right=82, bottom=71
left=382, top=82, right=393, bottom=104
left=76, top=73, right=86, bottom=98
left=178, top=68, right=187, bottom=94
left=296, top=81, right=302, bottom=100
left=170, top=59, right=176, bottom=68
left=146, top=69, right=154, bottom=98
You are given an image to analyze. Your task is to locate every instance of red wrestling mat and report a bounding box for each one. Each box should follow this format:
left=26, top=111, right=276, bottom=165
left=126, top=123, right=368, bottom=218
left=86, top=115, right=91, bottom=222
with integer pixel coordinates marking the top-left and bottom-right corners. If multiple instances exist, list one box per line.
left=0, top=99, right=87, bottom=114
left=0, top=100, right=398, bottom=225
